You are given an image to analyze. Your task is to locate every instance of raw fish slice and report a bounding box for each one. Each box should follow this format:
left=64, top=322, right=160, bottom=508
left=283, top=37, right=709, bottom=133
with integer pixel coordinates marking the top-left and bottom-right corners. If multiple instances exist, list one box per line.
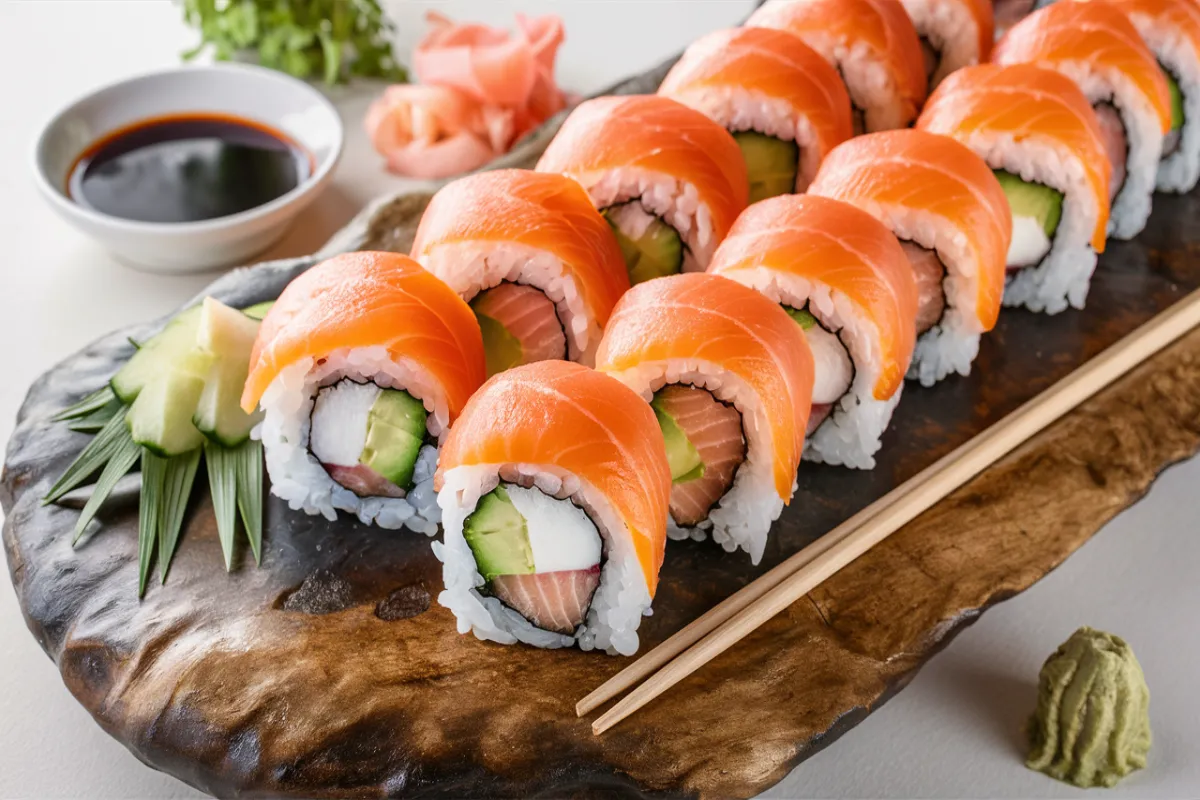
left=534, top=95, right=750, bottom=247
left=899, top=241, right=947, bottom=334
left=491, top=566, right=601, bottom=634
left=471, top=283, right=567, bottom=373
left=242, top=252, right=486, bottom=416
left=1094, top=104, right=1130, bottom=200
left=411, top=169, right=630, bottom=345
left=438, top=361, right=671, bottom=595
left=322, top=464, right=407, bottom=499
left=654, top=385, right=746, bottom=526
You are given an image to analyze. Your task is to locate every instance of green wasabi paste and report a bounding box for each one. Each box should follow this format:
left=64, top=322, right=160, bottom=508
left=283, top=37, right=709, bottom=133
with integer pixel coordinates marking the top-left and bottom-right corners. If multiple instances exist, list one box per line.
left=1026, top=627, right=1151, bottom=788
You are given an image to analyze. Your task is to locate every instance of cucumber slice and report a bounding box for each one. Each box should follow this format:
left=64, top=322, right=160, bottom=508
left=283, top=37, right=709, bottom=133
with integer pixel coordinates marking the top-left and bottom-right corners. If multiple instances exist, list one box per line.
left=783, top=306, right=818, bottom=330
left=241, top=301, right=275, bottom=320
left=734, top=131, right=800, bottom=203
left=111, top=306, right=204, bottom=404
left=1163, top=67, right=1185, bottom=131
left=126, top=368, right=209, bottom=456
left=193, top=298, right=263, bottom=446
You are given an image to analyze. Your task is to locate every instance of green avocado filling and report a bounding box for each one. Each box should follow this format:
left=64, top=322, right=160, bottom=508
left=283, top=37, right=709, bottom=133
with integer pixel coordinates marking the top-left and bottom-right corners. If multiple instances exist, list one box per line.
left=1026, top=627, right=1151, bottom=789
left=361, top=389, right=427, bottom=490
left=650, top=391, right=704, bottom=484
left=471, top=308, right=524, bottom=377
left=734, top=131, right=800, bottom=203
left=604, top=203, right=684, bottom=285
left=1163, top=66, right=1185, bottom=131
left=783, top=305, right=818, bottom=330
left=463, top=485, right=535, bottom=581
left=993, top=170, right=1064, bottom=238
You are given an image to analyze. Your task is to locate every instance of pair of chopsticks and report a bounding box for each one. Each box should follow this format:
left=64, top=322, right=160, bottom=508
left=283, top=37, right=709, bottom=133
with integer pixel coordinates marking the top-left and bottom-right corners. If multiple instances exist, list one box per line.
left=580, top=287, right=1200, bottom=735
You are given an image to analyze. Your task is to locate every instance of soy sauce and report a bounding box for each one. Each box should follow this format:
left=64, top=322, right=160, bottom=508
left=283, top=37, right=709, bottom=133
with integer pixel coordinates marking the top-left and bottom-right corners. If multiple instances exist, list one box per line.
left=67, top=113, right=312, bottom=224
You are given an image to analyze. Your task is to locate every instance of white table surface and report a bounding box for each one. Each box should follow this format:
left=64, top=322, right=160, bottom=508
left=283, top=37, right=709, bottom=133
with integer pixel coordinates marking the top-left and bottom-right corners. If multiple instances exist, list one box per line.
left=1, top=2, right=1197, bottom=798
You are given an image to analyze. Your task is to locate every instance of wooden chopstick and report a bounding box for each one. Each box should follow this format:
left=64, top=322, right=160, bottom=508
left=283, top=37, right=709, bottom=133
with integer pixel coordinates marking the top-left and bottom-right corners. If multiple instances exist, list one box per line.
left=588, top=287, right=1200, bottom=735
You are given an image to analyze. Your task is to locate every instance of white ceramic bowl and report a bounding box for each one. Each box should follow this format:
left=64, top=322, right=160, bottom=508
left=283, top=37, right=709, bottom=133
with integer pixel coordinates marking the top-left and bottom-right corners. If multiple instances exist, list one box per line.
left=32, top=63, right=343, bottom=273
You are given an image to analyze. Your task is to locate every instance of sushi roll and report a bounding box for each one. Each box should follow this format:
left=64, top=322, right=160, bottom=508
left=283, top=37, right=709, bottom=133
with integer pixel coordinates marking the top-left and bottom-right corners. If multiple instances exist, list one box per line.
left=898, top=0, right=994, bottom=90
left=808, top=130, right=1012, bottom=386
left=657, top=26, right=853, bottom=200
left=918, top=63, right=1112, bottom=314
left=241, top=252, right=486, bottom=533
left=1096, top=0, right=1200, bottom=194
left=435, top=361, right=671, bottom=655
left=746, top=0, right=927, bottom=133
left=993, top=0, right=1172, bottom=240
left=411, top=169, right=630, bottom=373
left=595, top=273, right=814, bottom=563
left=535, top=95, right=748, bottom=283
left=708, top=195, right=918, bottom=470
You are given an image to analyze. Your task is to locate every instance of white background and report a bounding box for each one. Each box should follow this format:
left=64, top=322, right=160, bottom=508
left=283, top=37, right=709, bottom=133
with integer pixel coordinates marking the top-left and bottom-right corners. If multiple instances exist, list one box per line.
left=1, top=2, right=1197, bottom=798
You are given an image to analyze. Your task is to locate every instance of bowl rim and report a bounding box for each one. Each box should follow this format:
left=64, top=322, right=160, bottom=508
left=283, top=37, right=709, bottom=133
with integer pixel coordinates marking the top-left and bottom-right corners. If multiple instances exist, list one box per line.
left=30, top=61, right=345, bottom=236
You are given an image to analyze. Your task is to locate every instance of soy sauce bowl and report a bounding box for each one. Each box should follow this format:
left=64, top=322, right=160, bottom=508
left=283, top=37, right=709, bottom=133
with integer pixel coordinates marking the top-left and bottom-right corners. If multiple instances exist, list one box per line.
left=32, top=63, right=343, bottom=273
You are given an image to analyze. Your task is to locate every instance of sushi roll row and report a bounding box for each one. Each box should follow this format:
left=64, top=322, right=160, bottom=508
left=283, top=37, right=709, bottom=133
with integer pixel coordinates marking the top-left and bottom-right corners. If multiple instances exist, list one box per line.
left=236, top=0, right=1200, bottom=656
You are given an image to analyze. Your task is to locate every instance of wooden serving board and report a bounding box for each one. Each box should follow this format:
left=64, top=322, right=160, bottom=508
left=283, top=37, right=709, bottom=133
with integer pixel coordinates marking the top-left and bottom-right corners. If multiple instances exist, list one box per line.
left=6, top=58, right=1200, bottom=798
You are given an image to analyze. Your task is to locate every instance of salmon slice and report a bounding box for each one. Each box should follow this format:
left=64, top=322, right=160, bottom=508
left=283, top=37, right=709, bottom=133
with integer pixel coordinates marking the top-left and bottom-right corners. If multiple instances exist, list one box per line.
left=708, top=194, right=919, bottom=403
left=658, top=26, right=853, bottom=190
left=993, top=1, right=1172, bottom=139
left=917, top=63, right=1112, bottom=252
left=808, top=403, right=834, bottom=435
left=1093, top=103, right=1129, bottom=200
left=746, top=0, right=927, bottom=131
left=491, top=566, right=602, bottom=635
left=242, top=252, right=486, bottom=416
left=899, top=241, right=947, bottom=334
left=410, top=169, right=630, bottom=359
left=807, top=129, right=1012, bottom=334
left=438, top=361, right=672, bottom=596
left=470, top=283, right=566, bottom=375
left=535, top=95, right=750, bottom=251
left=596, top=273, right=814, bottom=504
left=654, top=385, right=746, bottom=527
left=322, top=464, right=407, bottom=499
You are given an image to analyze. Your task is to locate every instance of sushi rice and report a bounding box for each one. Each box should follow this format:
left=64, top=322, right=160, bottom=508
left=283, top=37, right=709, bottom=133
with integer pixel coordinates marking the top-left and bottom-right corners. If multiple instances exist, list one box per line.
left=900, top=0, right=987, bottom=88
left=436, top=463, right=651, bottom=656
left=664, top=86, right=823, bottom=191
left=255, top=346, right=447, bottom=533
left=586, top=168, right=715, bottom=272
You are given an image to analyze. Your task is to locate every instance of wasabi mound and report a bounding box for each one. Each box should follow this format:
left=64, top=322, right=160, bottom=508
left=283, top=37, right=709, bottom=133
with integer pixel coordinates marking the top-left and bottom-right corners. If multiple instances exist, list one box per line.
left=1026, top=627, right=1151, bottom=788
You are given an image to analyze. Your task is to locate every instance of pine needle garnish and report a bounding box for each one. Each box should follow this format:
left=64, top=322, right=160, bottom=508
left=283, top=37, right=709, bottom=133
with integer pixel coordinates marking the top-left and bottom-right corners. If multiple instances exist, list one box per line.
left=67, top=397, right=123, bottom=432
left=44, top=412, right=130, bottom=505
left=205, top=441, right=239, bottom=570
left=236, top=439, right=264, bottom=565
left=138, top=452, right=165, bottom=596
left=71, top=428, right=140, bottom=544
left=158, top=449, right=202, bottom=585
left=51, top=386, right=117, bottom=422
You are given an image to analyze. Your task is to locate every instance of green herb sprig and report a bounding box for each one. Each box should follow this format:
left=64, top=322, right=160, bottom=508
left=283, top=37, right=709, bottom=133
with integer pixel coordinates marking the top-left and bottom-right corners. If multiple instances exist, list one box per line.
left=181, top=0, right=407, bottom=85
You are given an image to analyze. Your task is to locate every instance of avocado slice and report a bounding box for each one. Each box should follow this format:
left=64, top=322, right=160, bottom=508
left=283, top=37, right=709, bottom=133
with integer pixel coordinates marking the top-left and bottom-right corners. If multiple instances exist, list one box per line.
left=471, top=308, right=524, bottom=376
left=463, top=485, right=535, bottom=580
left=993, top=170, right=1064, bottom=238
left=111, top=306, right=204, bottom=404
left=734, top=131, right=800, bottom=203
left=783, top=305, right=818, bottom=330
left=1163, top=67, right=1185, bottom=131
left=604, top=204, right=684, bottom=285
left=650, top=392, right=704, bottom=484
left=193, top=297, right=263, bottom=447
left=360, top=389, right=427, bottom=490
